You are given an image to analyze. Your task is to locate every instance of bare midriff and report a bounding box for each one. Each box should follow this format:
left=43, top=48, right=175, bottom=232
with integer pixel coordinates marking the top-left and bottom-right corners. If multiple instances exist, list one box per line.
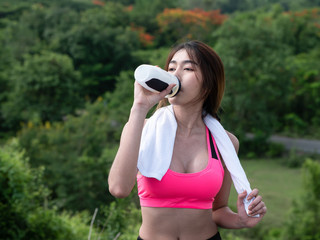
left=139, top=207, right=218, bottom=240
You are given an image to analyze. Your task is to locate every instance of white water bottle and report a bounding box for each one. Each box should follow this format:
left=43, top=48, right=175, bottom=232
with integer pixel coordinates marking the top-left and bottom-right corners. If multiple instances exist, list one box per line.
left=134, top=64, right=181, bottom=98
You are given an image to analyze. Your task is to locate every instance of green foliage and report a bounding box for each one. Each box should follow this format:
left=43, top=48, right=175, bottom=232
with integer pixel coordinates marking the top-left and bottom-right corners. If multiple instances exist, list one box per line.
left=0, top=1, right=140, bottom=106
left=215, top=6, right=291, bottom=135
left=53, top=2, right=140, bottom=98
left=16, top=109, right=117, bottom=212
left=285, top=47, right=320, bottom=136
left=282, top=159, right=320, bottom=239
left=132, top=47, right=170, bottom=67
left=0, top=1, right=319, bottom=139
left=0, top=6, right=44, bottom=62
left=34, top=4, right=82, bottom=47
left=178, top=0, right=320, bottom=13
left=214, top=6, right=320, bottom=140
left=129, top=0, right=178, bottom=33
left=156, top=8, right=227, bottom=46
left=1, top=51, right=82, bottom=130
left=99, top=198, right=141, bottom=240
left=0, top=139, right=94, bottom=240
left=104, top=70, right=135, bottom=130
left=0, top=29, right=15, bottom=136
left=1, top=1, right=320, bottom=238
left=221, top=158, right=303, bottom=240
left=281, top=148, right=307, bottom=168
left=240, top=134, right=284, bottom=158
left=0, top=1, right=31, bottom=23
left=24, top=209, right=91, bottom=240
left=280, top=9, right=320, bottom=55
left=16, top=70, right=134, bottom=212
left=0, top=139, right=46, bottom=213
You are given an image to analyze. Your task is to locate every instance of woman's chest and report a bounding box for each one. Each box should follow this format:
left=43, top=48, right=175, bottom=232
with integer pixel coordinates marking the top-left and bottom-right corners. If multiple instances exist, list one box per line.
left=170, top=135, right=208, bottom=174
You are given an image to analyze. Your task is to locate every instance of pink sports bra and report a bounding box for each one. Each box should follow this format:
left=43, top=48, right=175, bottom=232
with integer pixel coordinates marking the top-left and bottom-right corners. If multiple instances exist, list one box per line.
left=137, top=127, right=224, bottom=209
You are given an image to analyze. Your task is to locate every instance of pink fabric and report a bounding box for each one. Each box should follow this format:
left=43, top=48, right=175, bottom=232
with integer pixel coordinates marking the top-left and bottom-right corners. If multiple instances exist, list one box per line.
left=137, top=127, right=224, bottom=209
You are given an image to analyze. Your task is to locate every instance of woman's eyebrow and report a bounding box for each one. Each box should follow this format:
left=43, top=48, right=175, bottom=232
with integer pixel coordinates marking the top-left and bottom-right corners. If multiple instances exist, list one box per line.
left=169, top=60, right=198, bottom=65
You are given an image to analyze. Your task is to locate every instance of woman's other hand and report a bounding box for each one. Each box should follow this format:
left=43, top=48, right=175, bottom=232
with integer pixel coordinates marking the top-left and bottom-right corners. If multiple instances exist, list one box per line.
left=237, top=189, right=267, bottom=228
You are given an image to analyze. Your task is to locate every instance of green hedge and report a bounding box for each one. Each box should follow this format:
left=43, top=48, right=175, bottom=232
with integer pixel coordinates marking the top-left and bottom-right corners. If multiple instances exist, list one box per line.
left=0, top=139, right=92, bottom=240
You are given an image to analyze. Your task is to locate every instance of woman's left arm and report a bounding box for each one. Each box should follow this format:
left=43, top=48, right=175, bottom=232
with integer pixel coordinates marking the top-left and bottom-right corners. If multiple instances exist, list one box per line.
left=212, top=172, right=267, bottom=229
left=212, top=131, right=267, bottom=229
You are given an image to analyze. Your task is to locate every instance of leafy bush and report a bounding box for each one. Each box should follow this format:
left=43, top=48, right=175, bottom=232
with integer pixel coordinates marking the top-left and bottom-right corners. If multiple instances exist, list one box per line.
left=282, top=159, right=320, bottom=239
left=237, top=132, right=284, bottom=158
left=0, top=139, right=94, bottom=240
left=98, top=198, right=141, bottom=240
left=17, top=70, right=135, bottom=212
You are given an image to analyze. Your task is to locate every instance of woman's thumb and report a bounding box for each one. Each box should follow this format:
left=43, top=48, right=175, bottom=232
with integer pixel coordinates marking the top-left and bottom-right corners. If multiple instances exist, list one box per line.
left=237, top=190, right=247, bottom=205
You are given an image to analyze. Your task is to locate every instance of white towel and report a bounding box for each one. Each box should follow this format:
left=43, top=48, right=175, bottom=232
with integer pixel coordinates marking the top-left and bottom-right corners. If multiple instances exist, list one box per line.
left=138, top=105, right=258, bottom=216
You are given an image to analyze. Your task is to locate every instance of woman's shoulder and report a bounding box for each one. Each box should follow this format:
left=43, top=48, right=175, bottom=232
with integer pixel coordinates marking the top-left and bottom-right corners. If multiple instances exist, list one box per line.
left=225, top=130, right=239, bottom=154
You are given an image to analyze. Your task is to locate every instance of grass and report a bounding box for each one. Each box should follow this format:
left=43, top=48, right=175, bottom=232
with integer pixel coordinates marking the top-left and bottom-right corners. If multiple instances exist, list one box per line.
left=227, top=158, right=303, bottom=228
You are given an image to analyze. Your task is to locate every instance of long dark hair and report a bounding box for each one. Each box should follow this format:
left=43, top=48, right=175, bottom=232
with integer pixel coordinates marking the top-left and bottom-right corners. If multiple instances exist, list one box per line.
left=157, top=40, right=225, bottom=119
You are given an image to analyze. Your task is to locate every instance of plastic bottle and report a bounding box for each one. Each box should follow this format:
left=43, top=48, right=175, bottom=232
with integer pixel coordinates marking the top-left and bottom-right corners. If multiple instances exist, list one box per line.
left=134, top=64, right=181, bottom=98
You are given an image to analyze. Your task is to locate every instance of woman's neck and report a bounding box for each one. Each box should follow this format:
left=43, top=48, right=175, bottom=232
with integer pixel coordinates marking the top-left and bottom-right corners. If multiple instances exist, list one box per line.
left=173, top=105, right=205, bottom=137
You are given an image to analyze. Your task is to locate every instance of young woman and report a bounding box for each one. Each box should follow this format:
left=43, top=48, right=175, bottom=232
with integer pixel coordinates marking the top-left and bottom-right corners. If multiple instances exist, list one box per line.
left=108, top=40, right=267, bottom=240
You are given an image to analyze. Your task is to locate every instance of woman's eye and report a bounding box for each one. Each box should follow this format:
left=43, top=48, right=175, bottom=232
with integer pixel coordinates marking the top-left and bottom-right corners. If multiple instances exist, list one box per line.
left=168, top=68, right=175, bottom=72
left=184, top=68, right=193, bottom=71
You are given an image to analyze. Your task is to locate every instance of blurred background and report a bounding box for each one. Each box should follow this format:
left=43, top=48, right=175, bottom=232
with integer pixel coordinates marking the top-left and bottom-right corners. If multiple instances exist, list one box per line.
left=0, top=0, right=319, bottom=239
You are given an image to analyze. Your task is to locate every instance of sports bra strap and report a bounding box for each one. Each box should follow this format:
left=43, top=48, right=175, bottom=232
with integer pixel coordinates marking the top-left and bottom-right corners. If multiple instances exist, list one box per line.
left=207, top=128, right=219, bottom=160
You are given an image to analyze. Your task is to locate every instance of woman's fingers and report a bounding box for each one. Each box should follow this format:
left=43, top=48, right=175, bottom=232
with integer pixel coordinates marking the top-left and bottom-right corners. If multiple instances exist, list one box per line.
left=247, top=189, right=267, bottom=216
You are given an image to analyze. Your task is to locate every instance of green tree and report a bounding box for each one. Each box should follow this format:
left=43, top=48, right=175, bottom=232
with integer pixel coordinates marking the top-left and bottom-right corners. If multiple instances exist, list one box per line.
left=0, top=30, right=14, bottom=136
left=0, top=0, right=33, bottom=23
left=280, top=8, right=320, bottom=55
left=285, top=47, right=320, bottom=136
left=54, top=2, right=140, bottom=98
left=214, top=5, right=293, bottom=138
left=17, top=70, right=135, bottom=212
left=213, top=6, right=320, bottom=142
left=178, top=0, right=320, bottom=13
left=156, top=8, right=227, bottom=46
left=1, top=51, right=82, bottom=130
left=129, top=0, right=178, bottom=33
left=132, top=47, right=170, bottom=68
left=0, top=4, right=45, bottom=62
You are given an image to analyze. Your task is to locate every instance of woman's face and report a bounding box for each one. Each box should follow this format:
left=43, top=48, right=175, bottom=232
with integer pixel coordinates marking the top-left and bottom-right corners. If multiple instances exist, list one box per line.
left=167, top=49, right=203, bottom=106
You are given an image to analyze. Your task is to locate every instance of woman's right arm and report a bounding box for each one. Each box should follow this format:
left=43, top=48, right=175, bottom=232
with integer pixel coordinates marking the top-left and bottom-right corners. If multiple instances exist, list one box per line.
left=108, top=81, right=175, bottom=198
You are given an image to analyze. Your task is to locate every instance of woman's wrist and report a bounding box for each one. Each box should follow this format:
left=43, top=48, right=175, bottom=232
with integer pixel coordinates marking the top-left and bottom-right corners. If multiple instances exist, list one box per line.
left=130, top=103, right=149, bottom=119
left=236, top=213, right=247, bottom=229
left=213, top=207, right=248, bottom=229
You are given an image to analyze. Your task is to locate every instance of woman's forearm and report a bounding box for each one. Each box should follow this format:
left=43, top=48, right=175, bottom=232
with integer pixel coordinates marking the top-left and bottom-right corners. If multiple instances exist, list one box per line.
left=212, top=206, right=244, bottom=229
